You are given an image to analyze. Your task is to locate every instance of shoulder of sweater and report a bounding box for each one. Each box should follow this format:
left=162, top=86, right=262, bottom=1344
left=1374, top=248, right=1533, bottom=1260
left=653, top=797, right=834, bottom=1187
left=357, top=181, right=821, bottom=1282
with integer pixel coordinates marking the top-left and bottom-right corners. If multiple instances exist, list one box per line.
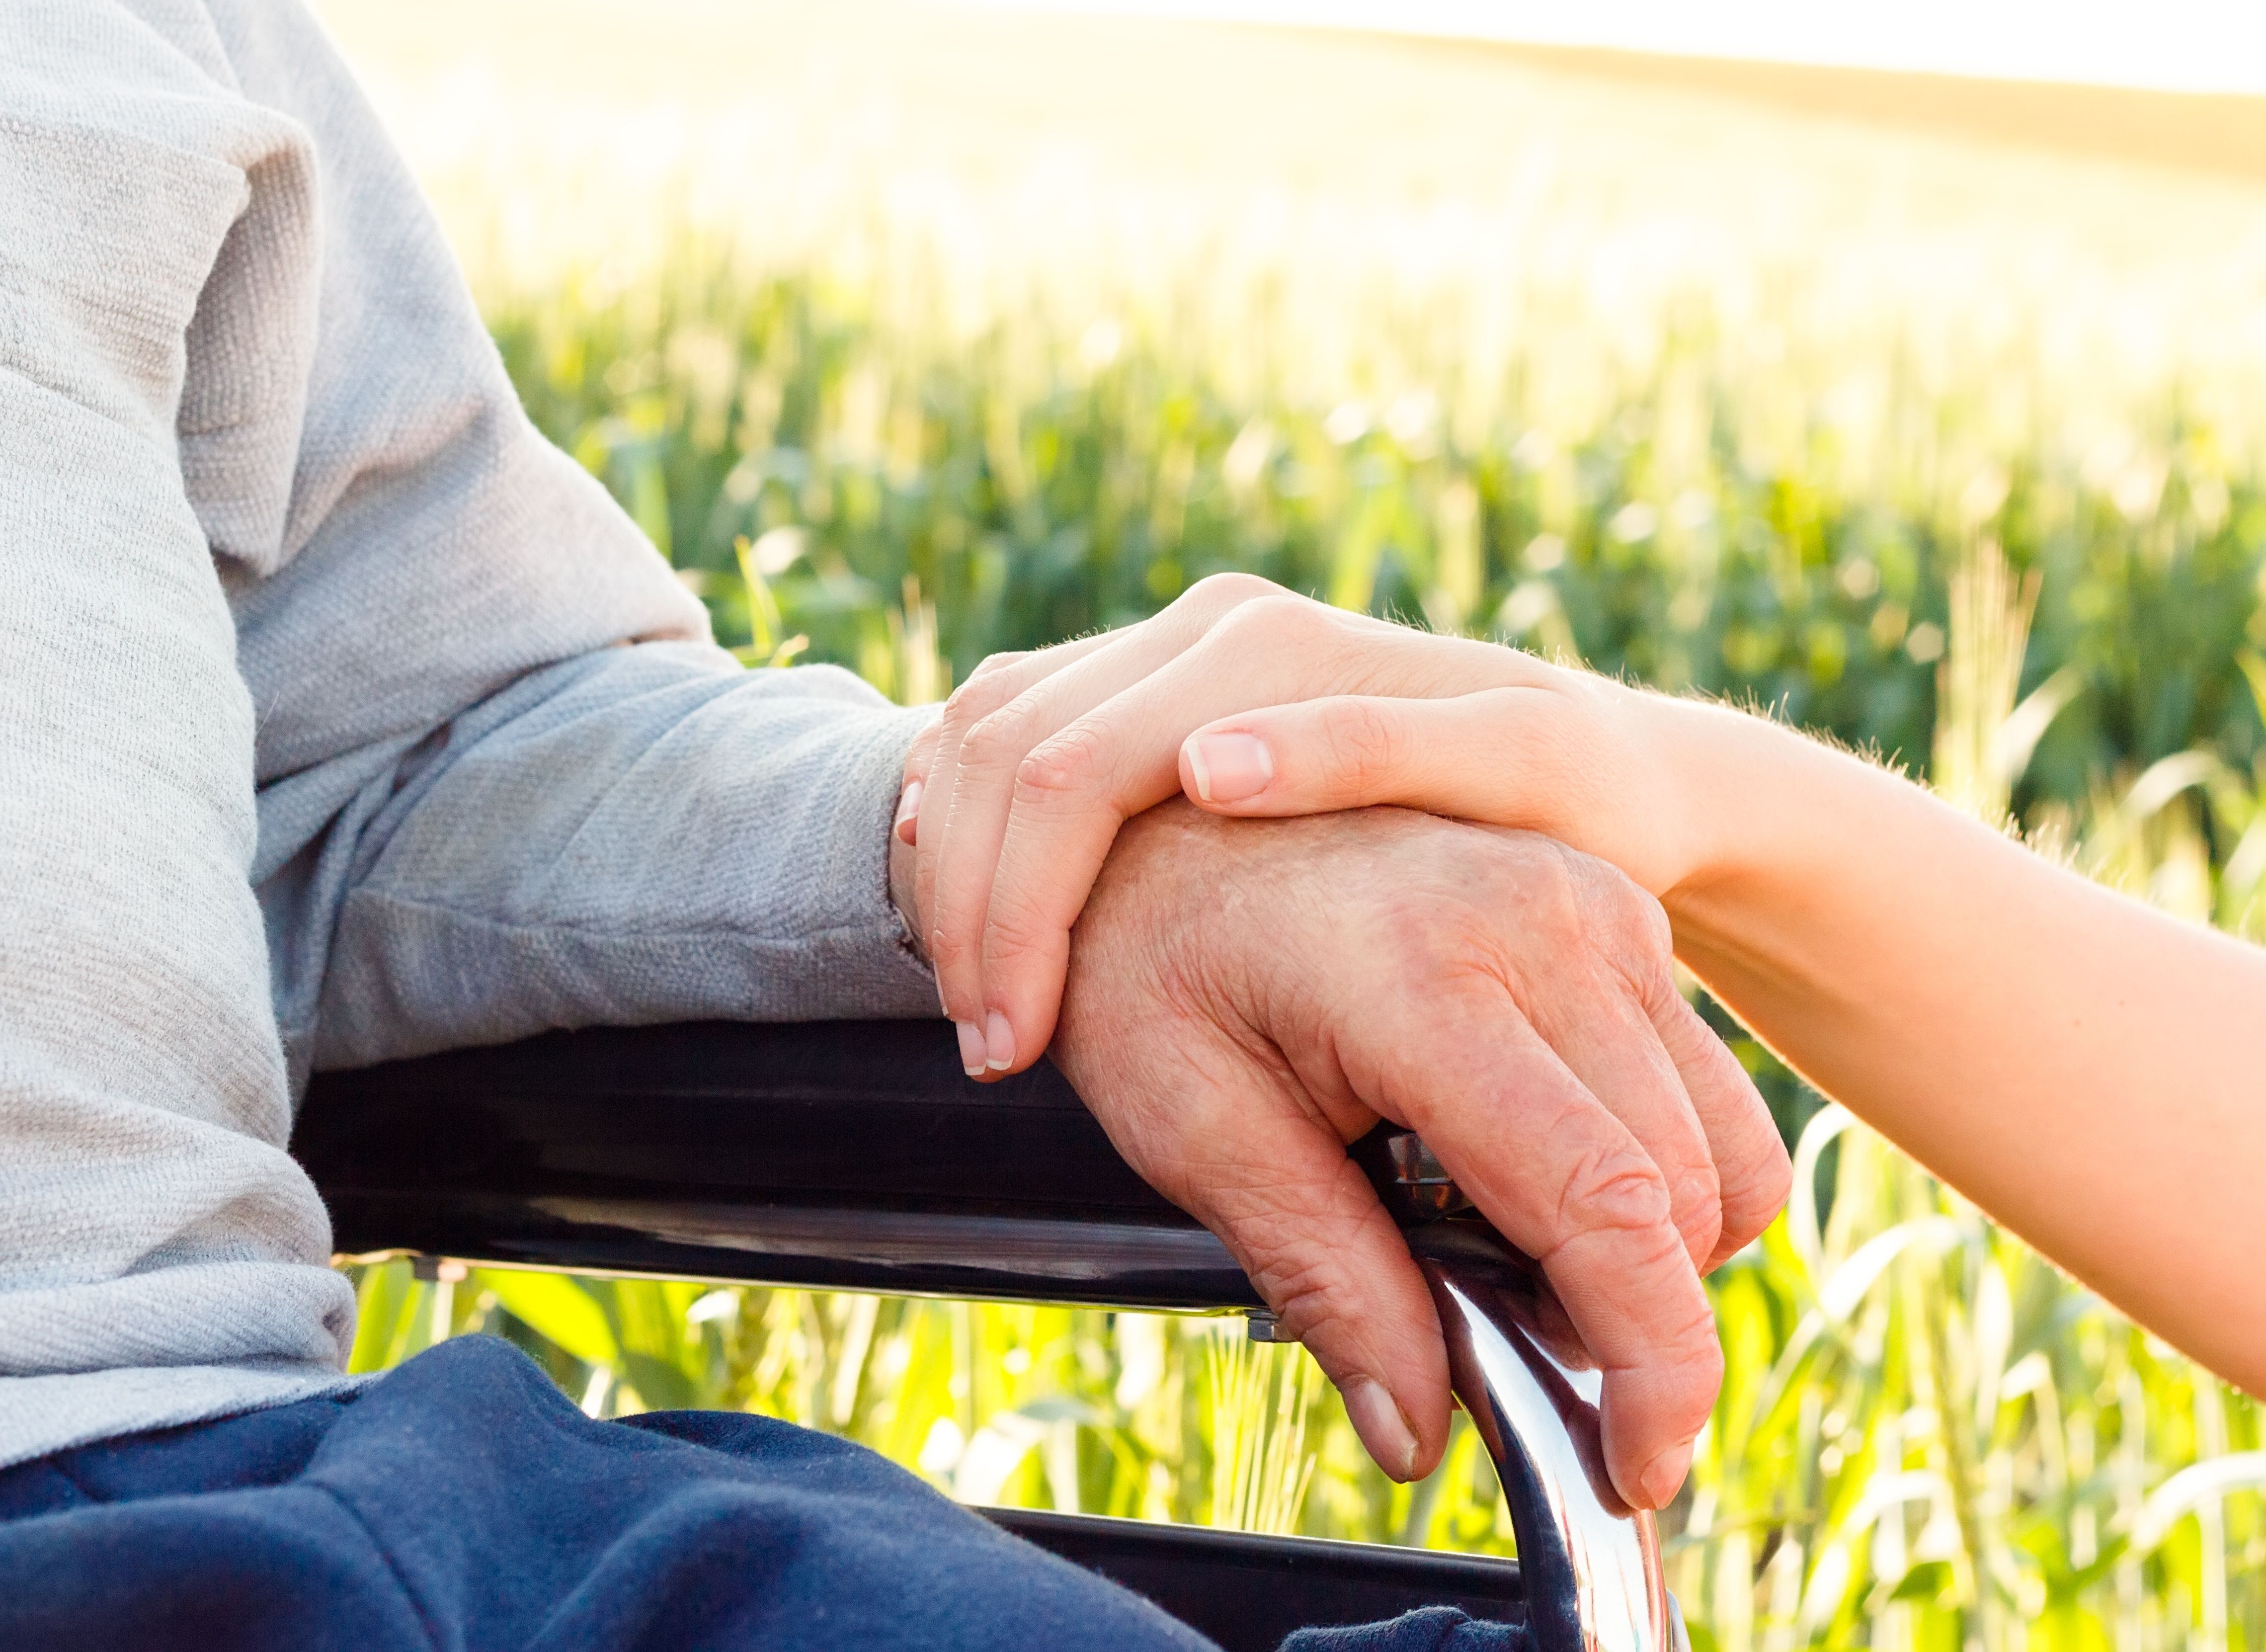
left=0, top=1, right=291, bottom=154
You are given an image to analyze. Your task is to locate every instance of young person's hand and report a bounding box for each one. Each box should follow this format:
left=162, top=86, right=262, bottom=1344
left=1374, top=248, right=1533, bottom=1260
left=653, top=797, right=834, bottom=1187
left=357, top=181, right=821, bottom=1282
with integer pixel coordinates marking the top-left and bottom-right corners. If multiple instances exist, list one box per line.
left=901, top=576, right=1544, bottom=1080
left=904, top=571, right=2266, bottom=1427
left=893, top=570, right=1778, bottom=1229
left=1045, top=800, right=1787, bottom=1509
left=1166, top=669, right=1707, bottom=894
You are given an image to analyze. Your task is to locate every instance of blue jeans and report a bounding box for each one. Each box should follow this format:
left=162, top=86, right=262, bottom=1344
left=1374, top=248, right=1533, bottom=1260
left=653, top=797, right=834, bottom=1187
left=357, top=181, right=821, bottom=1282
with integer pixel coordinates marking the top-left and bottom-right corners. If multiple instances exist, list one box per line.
left=0, top=1336, right=1512, bottom=1651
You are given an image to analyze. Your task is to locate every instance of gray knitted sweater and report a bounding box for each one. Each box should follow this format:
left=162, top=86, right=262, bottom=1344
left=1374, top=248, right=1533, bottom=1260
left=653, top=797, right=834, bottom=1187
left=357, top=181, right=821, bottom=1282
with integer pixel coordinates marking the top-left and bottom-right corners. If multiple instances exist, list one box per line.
left=0, top=0, right=938, bottom=1468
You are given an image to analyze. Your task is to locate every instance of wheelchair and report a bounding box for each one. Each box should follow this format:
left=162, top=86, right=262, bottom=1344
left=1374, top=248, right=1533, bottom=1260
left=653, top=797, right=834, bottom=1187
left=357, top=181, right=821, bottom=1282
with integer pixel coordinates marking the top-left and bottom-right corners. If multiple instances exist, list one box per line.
left=296, top=1019, right=1688, bottom=1652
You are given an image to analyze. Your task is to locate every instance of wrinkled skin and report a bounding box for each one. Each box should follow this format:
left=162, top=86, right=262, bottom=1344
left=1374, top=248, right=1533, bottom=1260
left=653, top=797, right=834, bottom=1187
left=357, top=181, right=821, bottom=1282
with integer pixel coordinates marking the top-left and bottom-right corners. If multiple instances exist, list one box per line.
left=1047, top=801, right=1777, bottom=1508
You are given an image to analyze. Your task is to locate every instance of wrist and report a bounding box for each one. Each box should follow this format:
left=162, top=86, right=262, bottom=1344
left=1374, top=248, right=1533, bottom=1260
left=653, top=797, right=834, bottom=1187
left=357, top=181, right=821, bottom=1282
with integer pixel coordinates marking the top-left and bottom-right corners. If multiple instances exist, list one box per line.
left=889, top=791, right=931, bottom=965
left=1618, top=688, right=1796, bottom=916
left=1642, top=693, right=1860, bottom=949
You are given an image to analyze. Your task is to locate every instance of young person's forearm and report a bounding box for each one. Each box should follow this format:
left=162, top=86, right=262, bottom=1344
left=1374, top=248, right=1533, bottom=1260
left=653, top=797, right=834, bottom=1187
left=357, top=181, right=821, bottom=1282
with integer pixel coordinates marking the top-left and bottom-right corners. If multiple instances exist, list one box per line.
left=1649, top=698, right=2266, bottom=1393
left=893, top=584, right=2265, bottom=1390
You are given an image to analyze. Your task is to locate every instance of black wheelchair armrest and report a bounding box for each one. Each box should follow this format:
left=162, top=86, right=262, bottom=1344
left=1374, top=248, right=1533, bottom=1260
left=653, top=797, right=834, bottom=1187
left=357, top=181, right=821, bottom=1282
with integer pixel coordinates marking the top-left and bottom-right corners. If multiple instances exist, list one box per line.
left=296, top=1019, right=1681, bottom=1652
left=295, top=1019, right=1255, bottom=1310
left=985, top=1508, right=1529, bottom=1651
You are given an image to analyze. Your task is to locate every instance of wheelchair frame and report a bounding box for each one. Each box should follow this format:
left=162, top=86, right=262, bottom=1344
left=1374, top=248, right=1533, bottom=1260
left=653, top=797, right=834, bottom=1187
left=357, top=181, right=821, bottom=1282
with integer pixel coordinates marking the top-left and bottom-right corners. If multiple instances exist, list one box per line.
left=296, top=1020, right=1681, bottom=1652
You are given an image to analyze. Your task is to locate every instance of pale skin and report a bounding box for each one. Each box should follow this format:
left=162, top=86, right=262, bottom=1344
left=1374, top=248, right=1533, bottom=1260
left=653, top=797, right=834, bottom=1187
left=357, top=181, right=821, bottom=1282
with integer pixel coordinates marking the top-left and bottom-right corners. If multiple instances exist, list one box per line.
left=899, top=576, right=2266, bottom=1497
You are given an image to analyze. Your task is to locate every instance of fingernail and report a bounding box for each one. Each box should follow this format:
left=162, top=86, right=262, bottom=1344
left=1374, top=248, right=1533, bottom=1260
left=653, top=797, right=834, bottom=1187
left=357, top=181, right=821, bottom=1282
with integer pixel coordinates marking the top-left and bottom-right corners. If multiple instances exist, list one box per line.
left=1637, top=1441, right=1694, bottom=1510
left=1342, top=1378, right=1420, bottom=1482
left=893, top=779, right=923, bottom=845
left=1187, top=733, right=1273, bottom=804
left=982, top=1009, right=1015, bottom=1072
left=955, top=1020, right=986, bottom=1077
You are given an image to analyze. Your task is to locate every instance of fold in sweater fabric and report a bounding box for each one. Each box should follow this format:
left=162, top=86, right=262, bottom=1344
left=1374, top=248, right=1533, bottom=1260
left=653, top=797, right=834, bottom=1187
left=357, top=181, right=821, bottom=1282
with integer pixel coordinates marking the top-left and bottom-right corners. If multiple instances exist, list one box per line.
left=0, top=0, right=938, bottom=1468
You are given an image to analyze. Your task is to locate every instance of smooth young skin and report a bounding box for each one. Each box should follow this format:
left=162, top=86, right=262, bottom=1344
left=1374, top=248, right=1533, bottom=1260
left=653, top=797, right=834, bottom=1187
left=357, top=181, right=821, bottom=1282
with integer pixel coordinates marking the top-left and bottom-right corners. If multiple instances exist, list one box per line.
left=905, top=580, right=2266, bottom=1412
left=895, top=792, right=1780, bottom=1506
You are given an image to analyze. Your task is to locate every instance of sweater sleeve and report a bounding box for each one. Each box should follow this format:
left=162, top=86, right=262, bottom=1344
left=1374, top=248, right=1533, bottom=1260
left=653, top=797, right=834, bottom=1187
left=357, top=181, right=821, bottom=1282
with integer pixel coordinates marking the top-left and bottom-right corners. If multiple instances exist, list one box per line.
left=0, top=2, right=355, bottom=1464
left=309, top=650, right=941, bottom=1071
left=170, top=0, right=943, bottom=1078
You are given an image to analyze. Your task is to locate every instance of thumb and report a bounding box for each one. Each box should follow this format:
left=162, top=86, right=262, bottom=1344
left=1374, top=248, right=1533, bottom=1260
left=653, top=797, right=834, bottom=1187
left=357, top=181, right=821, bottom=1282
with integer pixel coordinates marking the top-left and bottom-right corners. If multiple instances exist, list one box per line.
left=895, top=722, right=944, bottom=844
left=1178, top=690, right=1561, bottom=825
left=1189, top=1146, right=1453, bottom=1483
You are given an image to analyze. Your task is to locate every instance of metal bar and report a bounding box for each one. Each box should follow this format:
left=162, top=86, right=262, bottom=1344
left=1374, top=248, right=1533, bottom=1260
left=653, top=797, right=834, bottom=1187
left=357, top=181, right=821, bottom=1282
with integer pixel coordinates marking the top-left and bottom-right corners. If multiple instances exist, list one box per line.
left=981, top=1506, right=1523, bottom=1652
left=1375, top=1154, right=1689, bottom=1652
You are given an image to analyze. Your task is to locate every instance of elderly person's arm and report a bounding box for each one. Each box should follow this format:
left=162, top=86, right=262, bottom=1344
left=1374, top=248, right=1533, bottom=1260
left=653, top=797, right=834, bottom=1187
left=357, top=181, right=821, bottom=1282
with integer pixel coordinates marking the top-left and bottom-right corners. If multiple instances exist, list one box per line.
left=198, top=0, right=934, bottom=1083
left=0, top=1, right=359, bottom=1468
left=0, top=0, right=921, bottom=1468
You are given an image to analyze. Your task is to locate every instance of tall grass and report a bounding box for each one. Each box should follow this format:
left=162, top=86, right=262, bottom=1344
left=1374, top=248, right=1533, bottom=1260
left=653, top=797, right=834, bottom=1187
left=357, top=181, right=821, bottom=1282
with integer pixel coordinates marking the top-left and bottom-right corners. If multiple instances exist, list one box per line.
left=338, top=233, right=2266, bottom=1651
left=321, top=29, right=2266, bottom=1639
left=483, top=242, right=2266, bottom=1131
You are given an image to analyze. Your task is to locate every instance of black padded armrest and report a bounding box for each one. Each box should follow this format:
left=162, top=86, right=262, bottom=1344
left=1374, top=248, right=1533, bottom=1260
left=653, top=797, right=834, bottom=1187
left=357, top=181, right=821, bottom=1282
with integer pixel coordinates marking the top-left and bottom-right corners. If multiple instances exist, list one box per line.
left=295, top=1019, right=1258, bottom=1310
left=298, top=1020, right=1696, bottom=1652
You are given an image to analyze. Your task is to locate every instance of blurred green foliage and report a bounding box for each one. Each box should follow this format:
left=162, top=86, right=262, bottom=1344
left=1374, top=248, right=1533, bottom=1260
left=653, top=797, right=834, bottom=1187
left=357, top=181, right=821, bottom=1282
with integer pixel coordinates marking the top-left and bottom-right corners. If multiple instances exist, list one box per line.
left=342, top=247, right=2266, bottom=1652
left=490, top=255, right=2266, bottom=1135
left=494, top=264, right=2266, bottom=782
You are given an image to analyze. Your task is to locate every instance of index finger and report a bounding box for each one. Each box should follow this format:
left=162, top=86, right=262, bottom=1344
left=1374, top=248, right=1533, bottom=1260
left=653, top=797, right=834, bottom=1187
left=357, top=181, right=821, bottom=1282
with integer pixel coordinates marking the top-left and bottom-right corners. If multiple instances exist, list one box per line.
left=921, top=579, right=1289, bottom=1066
left=977, top=611, right=1526, bottom=1068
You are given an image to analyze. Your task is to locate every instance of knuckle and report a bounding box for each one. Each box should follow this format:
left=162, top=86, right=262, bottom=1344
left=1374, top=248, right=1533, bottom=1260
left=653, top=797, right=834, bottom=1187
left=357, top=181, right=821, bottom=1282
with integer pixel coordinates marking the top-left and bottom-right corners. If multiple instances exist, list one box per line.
left=1212, top=588, right=1330, bottom=652
left=1248, top=1249, right=1358, bottom=1342
left=1488, top=838, right=1587, bottom=942
left=1014, top=719, right=1112, bottom=805
left=959, top=701, right=1043, bottom=776
left=1554, top=1145, right=1677, bottom=1251
left=939, top=673, right=1019, bottom=740
left=1628, top=888, right=1675, bottom=960
left=1198, top=1166, right=1386, bottom=1336
left=1564, top=852, right=1675, bottom=981
left=1525, top=686, right=1591, bottom=764
left=925, top=922, right=976, bottom=974
left=982, top=905, right=1052, bottom=966
left=1186, top=569, right=1283, bottom=617
left=1317, top=698, right=1407, bottom=795
left=1576, top=847, right=1666, bottom=937
left=967, top=649, right=1031, bottom=683
left=970, top=646, right=1033, bottom=678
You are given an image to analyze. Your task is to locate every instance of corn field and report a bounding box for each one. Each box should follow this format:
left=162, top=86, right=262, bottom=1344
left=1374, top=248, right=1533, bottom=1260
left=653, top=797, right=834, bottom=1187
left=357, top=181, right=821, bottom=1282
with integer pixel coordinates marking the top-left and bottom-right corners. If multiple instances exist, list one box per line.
left=325, top=5, right=2266, bottom=1644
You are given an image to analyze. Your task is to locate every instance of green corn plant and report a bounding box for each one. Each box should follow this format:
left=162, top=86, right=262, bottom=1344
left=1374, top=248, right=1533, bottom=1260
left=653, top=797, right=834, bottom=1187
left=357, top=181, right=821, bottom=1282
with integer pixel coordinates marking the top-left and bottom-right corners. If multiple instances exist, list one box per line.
left=1206, top=1335, right=1322, bottom=1537
left=331, top=193, right=2266, bottom=1647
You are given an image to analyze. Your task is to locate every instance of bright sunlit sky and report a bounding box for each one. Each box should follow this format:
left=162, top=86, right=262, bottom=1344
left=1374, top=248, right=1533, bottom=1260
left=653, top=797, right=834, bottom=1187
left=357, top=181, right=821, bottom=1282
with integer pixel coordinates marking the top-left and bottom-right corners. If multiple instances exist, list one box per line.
left=987, top=0, right=2266, bottom=96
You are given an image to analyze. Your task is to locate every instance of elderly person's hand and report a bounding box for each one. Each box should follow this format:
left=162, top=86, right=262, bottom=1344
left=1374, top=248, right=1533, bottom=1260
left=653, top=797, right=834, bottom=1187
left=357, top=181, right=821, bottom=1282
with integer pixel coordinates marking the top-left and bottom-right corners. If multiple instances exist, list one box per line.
left=905, top=575, right=1517, bottom=1079
left=891, top=576, right=1791, bottom=1504
left=896, top=578, right=1779, bottom=1177
left=1024, top=798, right=1778, bottom=1512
